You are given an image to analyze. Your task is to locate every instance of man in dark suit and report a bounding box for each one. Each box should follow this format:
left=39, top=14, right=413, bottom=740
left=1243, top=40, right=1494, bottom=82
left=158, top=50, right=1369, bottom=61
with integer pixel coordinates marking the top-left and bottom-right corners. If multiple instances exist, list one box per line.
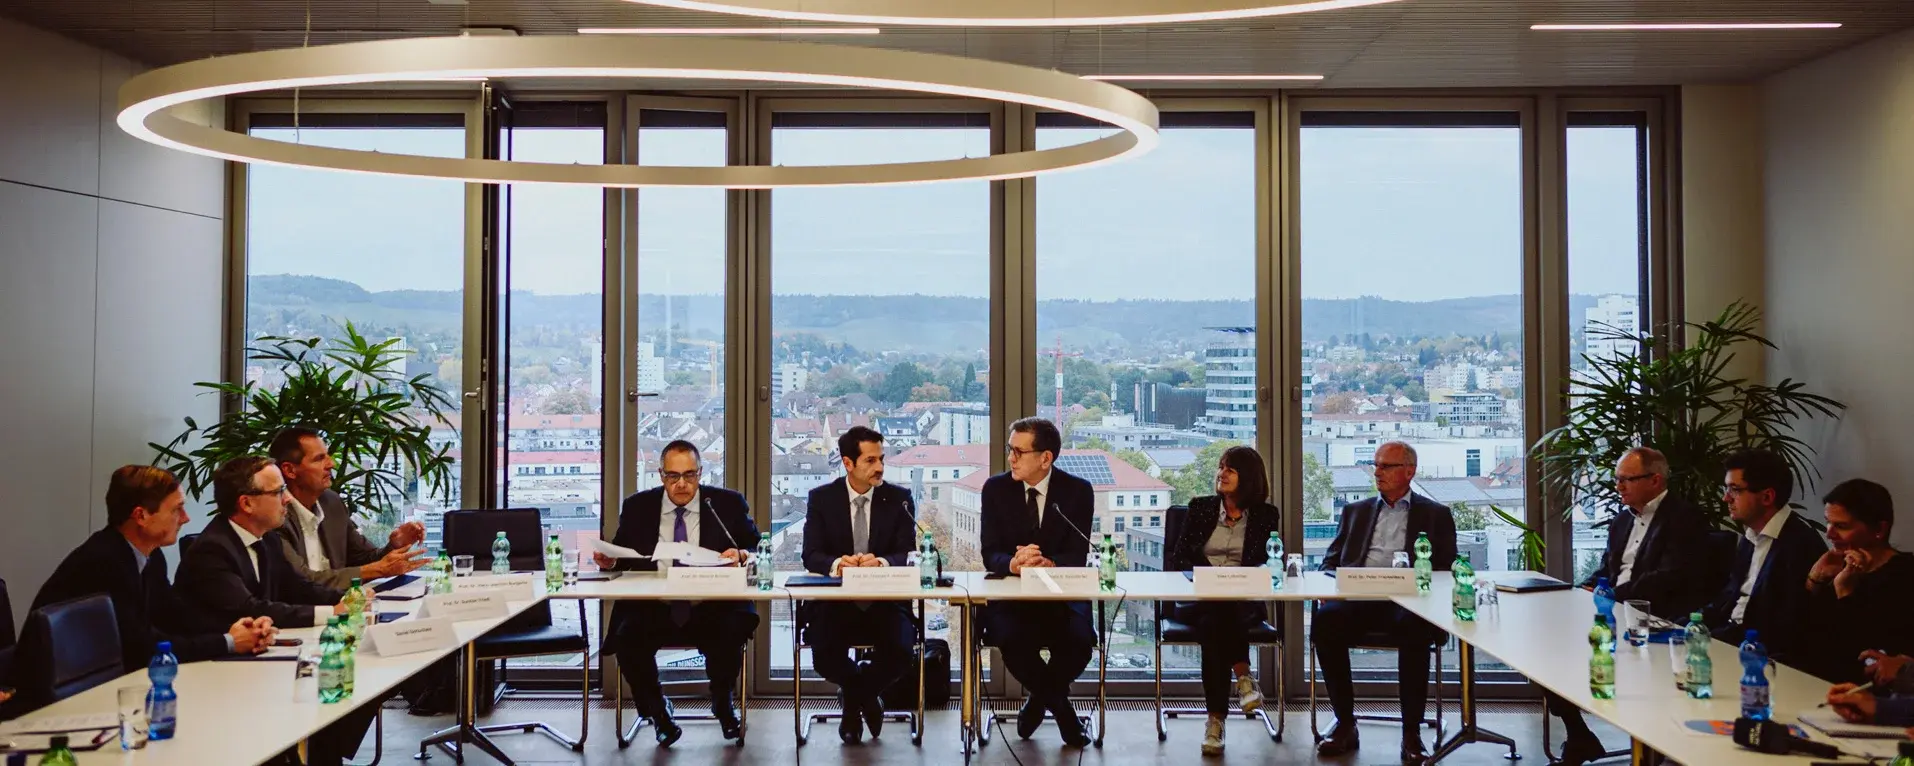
left=1703, top=448, right=1827, bottom=666
left=592, top=440, right=759, bottom=746
left=30, top=467, right=272, bottom=682
left=1550, top=446, right=1714, bottom=764
left=802, top=426, right=918, bottom=744
left=270, top=427, right=430, bottom=591
left=978, top=417, right=1097, bottom=748
left=175, top=456, right=345, bottom=630
left=173, top=456, right=368, bottom=766
left=1313, top=441, right=1457, bottom=765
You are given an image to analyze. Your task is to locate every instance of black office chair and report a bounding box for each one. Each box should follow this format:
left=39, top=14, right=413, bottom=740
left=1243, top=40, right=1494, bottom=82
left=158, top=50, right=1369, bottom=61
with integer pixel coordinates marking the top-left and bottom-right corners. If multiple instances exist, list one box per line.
left=610, top=638, right=752, bottom=748
left=1306, top=604, right=1446, bottom=742
left=11, top=595, right=124, bottom=714
left=792, top=600, right=926, bottom=746
left=419, top=509, right=589, bottom=763
left=973, top=612, right=1106, bottom=748
left=1151, top=505, right=1285, bottom=743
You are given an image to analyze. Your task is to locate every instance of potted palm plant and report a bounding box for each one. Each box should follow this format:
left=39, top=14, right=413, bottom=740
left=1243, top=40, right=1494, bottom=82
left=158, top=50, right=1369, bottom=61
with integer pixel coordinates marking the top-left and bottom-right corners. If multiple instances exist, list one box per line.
left=152, top=322, right=457, bottom=537
left=1532, top=300, right=1845, bottom=530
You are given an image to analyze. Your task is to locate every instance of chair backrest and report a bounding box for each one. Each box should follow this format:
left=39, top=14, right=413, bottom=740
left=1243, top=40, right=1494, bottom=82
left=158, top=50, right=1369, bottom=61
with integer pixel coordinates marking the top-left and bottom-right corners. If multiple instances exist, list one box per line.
left=176, top=533, right=200, bottom=561
left=13, top=595, right=124, bottom=712
left=442, top=508, right=547, bottom=571
left=1162, top=505, right=1190, bottom=572
left=443, top=508, right=553, bottom=631
left=0, top=577, right=14, bottom=696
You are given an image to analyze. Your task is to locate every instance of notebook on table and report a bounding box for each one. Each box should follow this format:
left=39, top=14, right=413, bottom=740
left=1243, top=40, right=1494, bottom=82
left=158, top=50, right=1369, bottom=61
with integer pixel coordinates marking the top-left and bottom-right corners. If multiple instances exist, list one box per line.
left=1492, top=573, right=1573, bottom=593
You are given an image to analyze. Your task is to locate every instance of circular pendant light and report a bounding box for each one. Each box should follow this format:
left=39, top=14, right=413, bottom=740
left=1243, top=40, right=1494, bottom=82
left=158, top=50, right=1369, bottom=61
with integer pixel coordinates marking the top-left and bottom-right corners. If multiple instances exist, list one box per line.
left=117, top=36, right=1159, bottom=188
left=621, top=0, right=1407, bottom=27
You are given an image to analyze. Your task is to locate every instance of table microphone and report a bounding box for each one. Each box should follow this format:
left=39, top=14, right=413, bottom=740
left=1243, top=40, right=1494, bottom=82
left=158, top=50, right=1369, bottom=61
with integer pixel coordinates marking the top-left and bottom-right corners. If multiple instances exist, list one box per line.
left=1732, top=717, right=1842, bottom=759
left=704, top=495, right=746, bottom=567
left=1047, top=500, right=1102, bottom=565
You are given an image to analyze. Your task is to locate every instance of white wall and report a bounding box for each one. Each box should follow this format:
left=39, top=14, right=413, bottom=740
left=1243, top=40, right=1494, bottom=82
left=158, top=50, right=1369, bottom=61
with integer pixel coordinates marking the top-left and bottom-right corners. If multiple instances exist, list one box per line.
left=1681, top=85, right=1767, bottom=383
left=1764, top=25, right=1914, bottom=545
left=0, top=16, right=225, bottom=626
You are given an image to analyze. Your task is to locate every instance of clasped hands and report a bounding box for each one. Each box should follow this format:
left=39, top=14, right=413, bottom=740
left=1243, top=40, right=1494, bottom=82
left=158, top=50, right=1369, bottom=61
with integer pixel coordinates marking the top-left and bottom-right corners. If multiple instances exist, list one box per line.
left=1809, top=548, right=1880, bottom=598
left=832, top=553, right=885, bottom=576
left=1008, top=544, right=1056, bottom=575
left=227, top=616, right=279, bottom=655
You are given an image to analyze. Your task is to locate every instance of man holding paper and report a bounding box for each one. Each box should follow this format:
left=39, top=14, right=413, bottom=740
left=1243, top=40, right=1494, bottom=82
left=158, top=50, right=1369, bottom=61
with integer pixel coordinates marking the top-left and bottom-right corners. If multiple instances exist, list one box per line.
left=801, top=426, right=918, bottom=744
left=978, top=417, right=1098, bottom=748
left=1313, top=441, right=1456, bottom=765
left=594, top=440, right=758, bottom=746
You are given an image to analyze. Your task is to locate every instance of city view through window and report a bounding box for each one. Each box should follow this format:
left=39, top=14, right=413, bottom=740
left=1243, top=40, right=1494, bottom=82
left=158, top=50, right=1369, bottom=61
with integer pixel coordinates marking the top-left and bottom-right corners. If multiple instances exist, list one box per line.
left=244, top=111, right=1648, bottom=686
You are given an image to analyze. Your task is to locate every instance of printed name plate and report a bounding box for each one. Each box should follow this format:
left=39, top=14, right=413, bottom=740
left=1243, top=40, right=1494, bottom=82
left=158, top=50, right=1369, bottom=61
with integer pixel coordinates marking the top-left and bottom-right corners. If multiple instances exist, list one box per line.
left=1021, top=567, right=1099, bottom=595
left=667, top=565, right=748, bottom=594
left=1193, top=567, right=1273, bottom=596
left=369, top=617, right=458, bottom=657
left=419, top=592, right=507, bottom=621
left=1334, top=567, right=1419, bottom=595
left=454, top=573, right=541, bottom=599
left=842, top=567, right=920, bottom=593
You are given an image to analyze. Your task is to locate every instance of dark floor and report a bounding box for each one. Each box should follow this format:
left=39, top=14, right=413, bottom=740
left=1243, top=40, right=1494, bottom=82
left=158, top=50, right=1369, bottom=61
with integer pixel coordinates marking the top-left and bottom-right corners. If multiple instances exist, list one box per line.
left=374, top=698, right=1628, bottom=765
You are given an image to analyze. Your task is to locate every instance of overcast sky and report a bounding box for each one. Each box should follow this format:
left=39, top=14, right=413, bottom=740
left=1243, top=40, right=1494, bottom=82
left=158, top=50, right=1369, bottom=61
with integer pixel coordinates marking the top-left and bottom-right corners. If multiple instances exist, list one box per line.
left=248, top=121, right=1641, bottom=302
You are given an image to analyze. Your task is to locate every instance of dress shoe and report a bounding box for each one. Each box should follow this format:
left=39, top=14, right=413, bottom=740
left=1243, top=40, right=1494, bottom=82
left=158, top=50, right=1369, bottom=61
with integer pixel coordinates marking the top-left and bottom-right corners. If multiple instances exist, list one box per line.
left=1558, top=734, right=1607, bottom=766
left=1016, top=696, right=1046, bottom=739
left=651, top=708, right=683, bottom=748
left=838, top=691, right=864, bottom=744
left=1316, top=720, right=1360, bottom=757
left=861, top=692, right=886, bottom=738
left=1401, top=733, right=1430, bottom=765
left=714, top=701, right=744, bottom=741
left=1052, top=697, right=1091, bottom=748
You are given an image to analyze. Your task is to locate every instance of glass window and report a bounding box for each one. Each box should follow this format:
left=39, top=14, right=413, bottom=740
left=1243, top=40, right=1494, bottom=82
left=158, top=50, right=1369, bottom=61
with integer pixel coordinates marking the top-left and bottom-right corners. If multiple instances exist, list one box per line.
left=1299, top=110, right=1528, bottom=687
left=245, top=117, right=467, bottom=541
left=1038, top=111, right=1257, bottom=684
left=1568, top=113, right=1651, bottom=584
left=769, top=111, right=991, bottom=680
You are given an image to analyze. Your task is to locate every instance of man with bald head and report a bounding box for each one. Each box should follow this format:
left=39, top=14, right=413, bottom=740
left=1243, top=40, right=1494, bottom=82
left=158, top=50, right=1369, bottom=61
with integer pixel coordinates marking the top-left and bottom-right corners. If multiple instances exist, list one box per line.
left=1313, top=441, right=1456, bottom=764
left=1548, top=446, right=1713, bottom=764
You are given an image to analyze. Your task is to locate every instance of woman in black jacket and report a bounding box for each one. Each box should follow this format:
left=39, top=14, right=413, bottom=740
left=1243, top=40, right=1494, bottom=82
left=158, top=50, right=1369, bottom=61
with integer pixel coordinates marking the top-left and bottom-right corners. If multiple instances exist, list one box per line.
left=1165, top=445, right=1280, bottom=756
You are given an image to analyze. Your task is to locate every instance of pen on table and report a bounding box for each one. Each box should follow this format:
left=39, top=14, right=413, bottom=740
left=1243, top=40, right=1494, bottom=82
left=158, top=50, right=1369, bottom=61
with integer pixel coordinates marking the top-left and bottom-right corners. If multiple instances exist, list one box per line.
left=1816, top=681, right=1874, bottom=707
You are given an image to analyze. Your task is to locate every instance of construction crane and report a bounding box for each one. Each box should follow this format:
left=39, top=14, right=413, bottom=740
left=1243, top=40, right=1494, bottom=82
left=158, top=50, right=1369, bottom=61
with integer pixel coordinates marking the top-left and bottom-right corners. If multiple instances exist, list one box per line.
left=678, top=338, right=721, bottom=391
left=1041, top=335, right=1081, bottom=420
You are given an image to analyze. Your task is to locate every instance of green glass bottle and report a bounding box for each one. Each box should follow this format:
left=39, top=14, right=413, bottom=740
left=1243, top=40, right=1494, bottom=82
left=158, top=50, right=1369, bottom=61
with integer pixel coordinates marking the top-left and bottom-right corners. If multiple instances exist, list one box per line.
left=38, top=736, right=77, bottom=766
left=1589, top=615, right=1616, bottom=699
left=1452, top=552, right=1476, bottom=622
left=544, top=534, right=565, bottom=593
left=318, top=617, right=348, bottom=704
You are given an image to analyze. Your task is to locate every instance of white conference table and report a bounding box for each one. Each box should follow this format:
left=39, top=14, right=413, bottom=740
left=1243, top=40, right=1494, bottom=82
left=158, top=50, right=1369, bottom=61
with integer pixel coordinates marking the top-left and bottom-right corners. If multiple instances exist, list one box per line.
left=34, top=590, right=543, bottom=766
left=1394, top=577, right=1849, bottom=765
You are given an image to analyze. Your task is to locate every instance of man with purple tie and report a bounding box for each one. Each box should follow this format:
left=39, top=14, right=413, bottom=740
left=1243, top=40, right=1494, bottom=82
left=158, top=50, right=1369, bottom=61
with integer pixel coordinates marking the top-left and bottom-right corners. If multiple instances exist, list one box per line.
left=595, top=440, right=760, bottom=746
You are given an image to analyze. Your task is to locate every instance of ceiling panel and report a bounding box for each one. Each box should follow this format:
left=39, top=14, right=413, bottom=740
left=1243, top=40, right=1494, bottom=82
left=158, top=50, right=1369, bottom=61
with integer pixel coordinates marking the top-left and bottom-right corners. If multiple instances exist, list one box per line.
left=6, top=0, right=1912, bottom=88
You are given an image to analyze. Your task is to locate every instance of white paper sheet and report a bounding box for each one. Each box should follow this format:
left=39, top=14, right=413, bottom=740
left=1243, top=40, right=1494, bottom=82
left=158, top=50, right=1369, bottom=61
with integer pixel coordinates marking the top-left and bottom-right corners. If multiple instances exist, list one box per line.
left=591, top=539, right=648, bottom=559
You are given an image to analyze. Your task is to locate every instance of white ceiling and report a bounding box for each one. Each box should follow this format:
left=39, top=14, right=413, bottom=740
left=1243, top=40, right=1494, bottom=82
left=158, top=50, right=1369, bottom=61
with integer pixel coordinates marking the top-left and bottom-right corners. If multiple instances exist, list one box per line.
left=7, top=0, right=1912, bottom=88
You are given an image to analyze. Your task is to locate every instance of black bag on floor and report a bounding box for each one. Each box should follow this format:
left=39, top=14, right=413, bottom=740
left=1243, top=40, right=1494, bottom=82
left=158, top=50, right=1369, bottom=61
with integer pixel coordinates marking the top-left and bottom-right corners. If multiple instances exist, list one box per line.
left=882, top=638, right=951, bottom=710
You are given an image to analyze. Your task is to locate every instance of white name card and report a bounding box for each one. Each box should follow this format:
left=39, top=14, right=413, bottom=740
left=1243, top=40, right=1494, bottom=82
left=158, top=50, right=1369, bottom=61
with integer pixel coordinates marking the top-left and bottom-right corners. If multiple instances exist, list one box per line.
left=1334, top=567, right=1419, bottom=595
left=419, top=592, right=507, bottom=622
left=1193, top=567, right=1273, bottom=596
left=842, top=566, right=920, bottom=593
left=667, top=565, right=747, bottom=594
left=1021, top=567, right=1099, bottom=595
left=455, top=573, right=540, bottom=600
left=368, top=617, right=458, bottom=657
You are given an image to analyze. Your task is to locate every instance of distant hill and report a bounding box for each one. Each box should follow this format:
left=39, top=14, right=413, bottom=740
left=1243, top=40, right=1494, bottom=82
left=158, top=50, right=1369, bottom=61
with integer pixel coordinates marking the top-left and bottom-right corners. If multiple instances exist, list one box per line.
left=247, top=274, right=1605, bottom=354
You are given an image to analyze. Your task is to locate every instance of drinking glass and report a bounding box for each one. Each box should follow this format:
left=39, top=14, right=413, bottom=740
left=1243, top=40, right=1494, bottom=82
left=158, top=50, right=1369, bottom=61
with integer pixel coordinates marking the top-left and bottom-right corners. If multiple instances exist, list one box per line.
left=1391, top=552, right=1411, bottom=568
left=1476, top=579, right=1499, bottom=609
left=562, top=554, right=580, bottom=585
left=1285, top=553, right=1305, bottom=578
left=1668, top=633, right=1690, bottom=689
left=1624, top=599, right=1653, bottom=647
left=118, top=686, right=149, bottom=750
left=452, top=555, right=475, bottom=577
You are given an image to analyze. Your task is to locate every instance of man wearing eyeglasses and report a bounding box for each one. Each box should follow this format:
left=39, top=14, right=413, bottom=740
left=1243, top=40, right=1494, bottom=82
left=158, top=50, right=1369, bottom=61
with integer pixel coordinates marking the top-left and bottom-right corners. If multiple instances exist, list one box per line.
left=1547, top=446, right=1712, bottom=764
left=1702, top=448, right=1826, bottom=663
left=175, top=457, right=372, bottom=766
left=1313, top=440, right=1456, bottom=765
left=595, top=440, right=759, bottom=747
left=977, top=417, right=1098, bottom=748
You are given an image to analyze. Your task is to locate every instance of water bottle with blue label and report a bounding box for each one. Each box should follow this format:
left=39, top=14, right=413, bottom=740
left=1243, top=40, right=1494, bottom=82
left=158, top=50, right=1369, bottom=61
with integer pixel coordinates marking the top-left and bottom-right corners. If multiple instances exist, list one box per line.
left=1740, top=630, right=1771, bottom=720
left=146, top=641, right=179, bottom=740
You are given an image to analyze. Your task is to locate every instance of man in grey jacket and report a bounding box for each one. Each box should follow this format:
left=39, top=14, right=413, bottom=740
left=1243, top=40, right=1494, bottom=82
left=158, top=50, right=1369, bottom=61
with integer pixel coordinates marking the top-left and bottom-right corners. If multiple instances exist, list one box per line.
left=270, top=427, right=429, bottom=590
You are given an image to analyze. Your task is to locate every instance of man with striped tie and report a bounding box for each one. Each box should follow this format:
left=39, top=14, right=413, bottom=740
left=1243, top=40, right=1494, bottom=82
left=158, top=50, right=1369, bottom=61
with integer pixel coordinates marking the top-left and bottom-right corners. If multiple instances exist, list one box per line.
left=595, top=440, right=760, bottom=746
left=802, top=426, right=919, bottom=744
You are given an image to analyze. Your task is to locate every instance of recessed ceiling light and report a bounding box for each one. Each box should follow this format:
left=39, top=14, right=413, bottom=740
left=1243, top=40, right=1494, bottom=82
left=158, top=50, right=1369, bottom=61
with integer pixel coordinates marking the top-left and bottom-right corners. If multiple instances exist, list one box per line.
left=1084, top=74, right=1325, bottom=82
left=577, top=26, right=881, bottom=35
left=1532, top=22, right=1841, bottom=31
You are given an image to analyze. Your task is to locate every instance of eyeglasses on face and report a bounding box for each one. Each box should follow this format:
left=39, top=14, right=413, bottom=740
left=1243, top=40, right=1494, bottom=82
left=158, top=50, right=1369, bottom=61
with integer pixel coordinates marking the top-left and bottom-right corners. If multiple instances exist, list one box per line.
left=244, top=484, right=291, bottom=497
left=659, top=470, right=702, bottom=484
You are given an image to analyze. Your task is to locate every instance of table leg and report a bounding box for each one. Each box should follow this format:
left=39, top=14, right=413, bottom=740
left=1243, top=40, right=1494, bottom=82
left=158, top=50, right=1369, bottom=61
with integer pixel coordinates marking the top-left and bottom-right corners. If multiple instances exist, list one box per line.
left=960, top=598, right=976, bottom=761
left=416, top=644, right=514, bottom=764
left=1427, top=642, right=1519, bottom=763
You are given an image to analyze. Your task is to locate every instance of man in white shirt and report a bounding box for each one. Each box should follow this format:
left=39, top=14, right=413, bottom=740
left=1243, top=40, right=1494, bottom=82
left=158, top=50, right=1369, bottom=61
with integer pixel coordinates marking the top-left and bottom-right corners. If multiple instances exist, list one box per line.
left=270, top=427, right=429, bottom=591
left=1703, top=449, right=1827, bottom=664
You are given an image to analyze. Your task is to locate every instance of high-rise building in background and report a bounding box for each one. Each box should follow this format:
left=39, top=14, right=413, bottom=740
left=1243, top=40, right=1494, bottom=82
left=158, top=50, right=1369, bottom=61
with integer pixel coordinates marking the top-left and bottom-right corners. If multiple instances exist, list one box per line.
left=771, top=362, right=809, bottom=401
left=1583, top=294, right=1640, bottom=363
left=1204, top=327, right=1256, bottom=442
left=636, top=341, right=665, bottom=394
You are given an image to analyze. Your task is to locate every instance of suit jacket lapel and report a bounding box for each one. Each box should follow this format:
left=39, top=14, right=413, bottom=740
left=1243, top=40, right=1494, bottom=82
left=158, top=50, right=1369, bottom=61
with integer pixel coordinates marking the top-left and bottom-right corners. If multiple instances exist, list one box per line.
left=635, top=493, right=663, bottom=556
left=1749, top=517, right=1790, bottom=604
left=1348, top=500, right=1379, bottom=564
left=1606, top=512, right=1635, bottom=571
left=1405, top=496, right=1431, bottom=553
left=867, top=488, right=894, bottom=554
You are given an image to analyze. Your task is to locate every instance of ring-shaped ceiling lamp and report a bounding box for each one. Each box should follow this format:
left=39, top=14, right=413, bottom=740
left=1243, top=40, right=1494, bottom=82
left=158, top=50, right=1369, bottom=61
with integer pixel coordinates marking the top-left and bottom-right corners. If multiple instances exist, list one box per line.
left=622, top=0, right=1407, bottom=26
left=116, top=36, right=1160, bottom=188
